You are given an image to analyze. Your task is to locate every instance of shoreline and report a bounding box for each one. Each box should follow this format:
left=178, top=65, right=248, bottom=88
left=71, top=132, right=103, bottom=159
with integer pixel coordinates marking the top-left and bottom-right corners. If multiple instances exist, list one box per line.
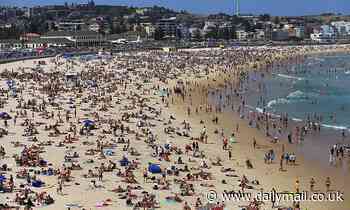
left=167, top=45, right=350, bottom=210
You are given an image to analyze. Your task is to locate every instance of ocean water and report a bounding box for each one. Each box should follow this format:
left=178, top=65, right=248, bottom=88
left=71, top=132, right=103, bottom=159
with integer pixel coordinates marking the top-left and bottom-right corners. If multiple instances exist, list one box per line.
left=251, top=53, right=350, bottom=131
left=207, top=53, right=350, bottom=170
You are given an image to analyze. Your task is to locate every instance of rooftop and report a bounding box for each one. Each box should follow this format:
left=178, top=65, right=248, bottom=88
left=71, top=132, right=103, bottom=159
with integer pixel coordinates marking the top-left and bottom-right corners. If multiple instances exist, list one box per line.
left=43, top=30, right=100, bottom=37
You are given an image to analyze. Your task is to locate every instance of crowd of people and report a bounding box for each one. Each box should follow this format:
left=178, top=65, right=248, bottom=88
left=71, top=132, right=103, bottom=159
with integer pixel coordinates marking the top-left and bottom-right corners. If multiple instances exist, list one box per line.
left=0, top=45, right=348, bottom=210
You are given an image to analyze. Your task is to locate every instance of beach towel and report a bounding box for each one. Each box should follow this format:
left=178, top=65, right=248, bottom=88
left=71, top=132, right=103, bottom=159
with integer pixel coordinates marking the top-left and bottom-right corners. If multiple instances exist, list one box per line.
left=229, top=137, right=236, bottom=144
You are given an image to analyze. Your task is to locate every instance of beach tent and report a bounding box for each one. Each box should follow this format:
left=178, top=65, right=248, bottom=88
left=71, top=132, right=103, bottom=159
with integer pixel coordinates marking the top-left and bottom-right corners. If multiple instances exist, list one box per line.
left=0, top=175, right=6, bottom=182
left=148, top=164, right=161, bottom=174
left=0, top=112, right=11, bottom=120
left=119, top=157, right=130, bottom=166
left=82, top=119, right=95, bottom=127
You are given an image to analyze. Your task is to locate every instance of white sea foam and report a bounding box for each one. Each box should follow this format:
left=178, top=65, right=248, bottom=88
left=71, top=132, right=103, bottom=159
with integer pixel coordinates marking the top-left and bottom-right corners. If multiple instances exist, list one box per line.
left=287, top=90, right=305, bottom=99
left=292, top=118, right=303, bottom=122
left=321, top=124, right=348, bottom=130
left=287, top=90, right=319, bottom=99
left=276, top=73, right=304, bottom=81
left=267, top=98, right=290, bottom=108
left=313, top=57, right=325, bottom=62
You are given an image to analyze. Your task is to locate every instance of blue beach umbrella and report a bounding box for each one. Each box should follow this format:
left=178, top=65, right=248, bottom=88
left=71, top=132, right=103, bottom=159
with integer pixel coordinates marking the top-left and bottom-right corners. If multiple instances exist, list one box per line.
left=0, top=175, right=6, bottom=182
left=82, top=119, right=94, bottom=127
left=148, top=163, right=161, bottom=174
left=0, top=112, right=11, bottom=119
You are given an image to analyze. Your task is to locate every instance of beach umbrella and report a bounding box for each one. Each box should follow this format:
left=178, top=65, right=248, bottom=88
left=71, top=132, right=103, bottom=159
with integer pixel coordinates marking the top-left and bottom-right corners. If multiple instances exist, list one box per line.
left=0, top=112, right=11, bottom=120
left=0, top=175, right=6, bottom=182
left=82, top=119, right=94, bottom=127
left=148, top=163, right=161, bottom=174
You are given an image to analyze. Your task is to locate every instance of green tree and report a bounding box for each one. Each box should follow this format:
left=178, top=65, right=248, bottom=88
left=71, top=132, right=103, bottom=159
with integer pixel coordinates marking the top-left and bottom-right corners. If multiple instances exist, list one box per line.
left=205, top=27, right=218, bottom=39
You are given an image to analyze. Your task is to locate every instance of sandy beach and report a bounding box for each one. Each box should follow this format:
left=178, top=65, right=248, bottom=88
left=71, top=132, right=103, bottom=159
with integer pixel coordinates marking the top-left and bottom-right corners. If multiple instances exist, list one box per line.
left=0, top=45, right=349, bottom=210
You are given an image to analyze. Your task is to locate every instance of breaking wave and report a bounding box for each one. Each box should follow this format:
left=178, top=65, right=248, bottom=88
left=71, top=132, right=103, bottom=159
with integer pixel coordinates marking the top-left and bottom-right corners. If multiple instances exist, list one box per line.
left=286, top=90, right=319, bottom=100
left=267, top=98, right=290, bottom=108
left=276, top=73, right=305, bottom=81
left=321, top=124, right=348, bottom=130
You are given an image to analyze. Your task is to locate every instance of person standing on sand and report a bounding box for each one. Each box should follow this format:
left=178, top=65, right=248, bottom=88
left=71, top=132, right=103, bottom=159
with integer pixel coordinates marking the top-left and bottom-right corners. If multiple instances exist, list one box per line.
left=295, top=178, right=300, bottom=193
left=228, top=150, right=232, bottom=160
left=325, top=177, right=331, bottom=192
left=143, top=168, right=148, bottom=183
left=253, top=138, right=256, bottom=149
left=279, top=155, right=284, bottom=171
left=223, top=137, right=228, bottom=150
left=271, top=187, right=277, bottom=208
left=329, top=147, right=335, bottom=165
left=98, top=168, right=103, bottom=181
left=288, top=132, right=292, bottom=144
left=57, top=179, right=63, bottom=195
left=310, top=177, right=316, bottom=191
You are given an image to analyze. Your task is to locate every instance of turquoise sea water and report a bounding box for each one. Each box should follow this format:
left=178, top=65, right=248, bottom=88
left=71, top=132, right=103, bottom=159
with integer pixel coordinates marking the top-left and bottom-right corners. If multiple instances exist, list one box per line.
left=207, top=53, right=350, bottom=169
left=251, top=53, right=350, bottom=130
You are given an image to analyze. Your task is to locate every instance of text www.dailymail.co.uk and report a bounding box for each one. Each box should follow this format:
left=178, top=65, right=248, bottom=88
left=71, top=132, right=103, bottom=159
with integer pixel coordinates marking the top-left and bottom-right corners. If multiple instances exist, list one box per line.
left=206, top=190, right=344, bottom=203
